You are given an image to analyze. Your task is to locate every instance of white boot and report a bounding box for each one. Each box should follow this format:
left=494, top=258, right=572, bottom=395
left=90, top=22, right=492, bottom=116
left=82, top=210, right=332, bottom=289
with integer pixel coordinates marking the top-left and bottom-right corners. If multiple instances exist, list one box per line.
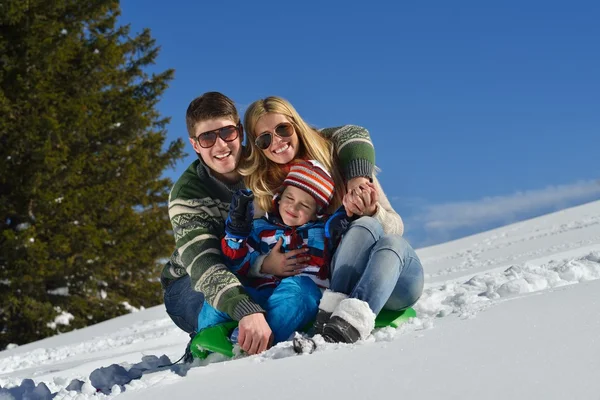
left=323, top=298, right=376, bottom=343
left=314, top=290, right=348, bottom=335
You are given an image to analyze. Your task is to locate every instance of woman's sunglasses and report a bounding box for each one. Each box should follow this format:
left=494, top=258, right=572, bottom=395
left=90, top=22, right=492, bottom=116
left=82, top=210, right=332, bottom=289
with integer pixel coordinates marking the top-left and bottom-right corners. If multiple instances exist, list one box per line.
left=195, top=123, right=242, bottom=148
left=254, top=122, right=295, bottom=150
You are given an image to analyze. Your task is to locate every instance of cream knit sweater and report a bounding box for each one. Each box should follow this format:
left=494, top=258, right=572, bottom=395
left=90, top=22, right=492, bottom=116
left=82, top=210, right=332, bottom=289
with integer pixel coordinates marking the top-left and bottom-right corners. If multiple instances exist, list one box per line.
left=371, top=175, right=404, bottom=236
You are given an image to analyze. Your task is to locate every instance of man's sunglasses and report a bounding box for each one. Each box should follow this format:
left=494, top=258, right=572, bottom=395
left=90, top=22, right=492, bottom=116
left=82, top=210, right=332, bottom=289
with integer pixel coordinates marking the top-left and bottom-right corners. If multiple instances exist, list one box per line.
left=195, top=123, right=242, bottom=148
left=254, top=122, right=295, bottom=150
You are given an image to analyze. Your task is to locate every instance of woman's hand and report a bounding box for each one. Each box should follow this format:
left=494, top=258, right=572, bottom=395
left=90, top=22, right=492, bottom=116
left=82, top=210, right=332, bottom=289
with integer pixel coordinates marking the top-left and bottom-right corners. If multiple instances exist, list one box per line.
left=344, top=177, right=369, bottom=216
left=346, top=177, right=369, bottom=195
left=344, top=178, right=378, bottom=217
left=261, top=238, right=310, bottom=277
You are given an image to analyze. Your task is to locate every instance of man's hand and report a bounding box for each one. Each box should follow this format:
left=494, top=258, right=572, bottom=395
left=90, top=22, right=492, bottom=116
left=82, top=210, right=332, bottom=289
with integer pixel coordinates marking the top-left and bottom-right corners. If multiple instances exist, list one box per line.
left=261, top=238, right=310, bottom=277
left=343, top=178, right=378, bottom=217
left=237, top=313, right=272, bottom=355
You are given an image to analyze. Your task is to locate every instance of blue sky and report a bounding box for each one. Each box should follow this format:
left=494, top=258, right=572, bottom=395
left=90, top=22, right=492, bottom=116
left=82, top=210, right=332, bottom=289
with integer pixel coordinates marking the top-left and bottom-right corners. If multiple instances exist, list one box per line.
left=120, top=0, right=599, bottom=247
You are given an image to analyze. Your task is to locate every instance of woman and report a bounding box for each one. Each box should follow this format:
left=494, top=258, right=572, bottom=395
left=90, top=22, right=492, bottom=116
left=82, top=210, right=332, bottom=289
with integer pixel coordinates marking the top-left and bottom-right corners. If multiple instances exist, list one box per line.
left=240, top=96, right=424, bottom=344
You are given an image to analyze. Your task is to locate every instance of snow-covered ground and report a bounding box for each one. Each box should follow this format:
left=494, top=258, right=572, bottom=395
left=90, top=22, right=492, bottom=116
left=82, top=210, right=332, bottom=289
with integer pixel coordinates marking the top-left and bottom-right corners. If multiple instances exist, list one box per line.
left=2, top=200, right=600, bottom=400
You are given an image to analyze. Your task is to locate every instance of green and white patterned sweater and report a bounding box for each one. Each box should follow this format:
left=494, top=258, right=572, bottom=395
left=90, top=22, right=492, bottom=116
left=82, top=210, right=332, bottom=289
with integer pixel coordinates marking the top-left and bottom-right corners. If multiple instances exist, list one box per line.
left=161, top=125, right=376, bottom=321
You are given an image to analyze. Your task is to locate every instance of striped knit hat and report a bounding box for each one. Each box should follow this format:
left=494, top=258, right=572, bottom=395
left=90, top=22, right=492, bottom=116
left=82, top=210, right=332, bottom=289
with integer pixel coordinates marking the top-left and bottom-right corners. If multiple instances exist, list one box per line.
left=282, top=160, right=335, bottom=211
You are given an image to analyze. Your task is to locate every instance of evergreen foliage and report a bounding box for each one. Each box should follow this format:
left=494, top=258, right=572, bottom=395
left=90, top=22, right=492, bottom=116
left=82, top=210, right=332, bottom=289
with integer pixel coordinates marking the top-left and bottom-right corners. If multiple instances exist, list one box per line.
left=0, top=0, right=185, bottom=348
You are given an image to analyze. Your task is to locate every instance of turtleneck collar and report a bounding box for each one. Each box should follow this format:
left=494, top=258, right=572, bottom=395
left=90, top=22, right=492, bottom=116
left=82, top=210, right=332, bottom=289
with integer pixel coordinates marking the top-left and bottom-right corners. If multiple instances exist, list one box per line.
left=196, top=155, right=246, bottom=194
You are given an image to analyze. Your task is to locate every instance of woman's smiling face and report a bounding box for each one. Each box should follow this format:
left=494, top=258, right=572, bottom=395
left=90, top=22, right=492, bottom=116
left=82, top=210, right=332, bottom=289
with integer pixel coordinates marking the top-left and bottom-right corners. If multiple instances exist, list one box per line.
left=253, top=113, right=299, bottom=165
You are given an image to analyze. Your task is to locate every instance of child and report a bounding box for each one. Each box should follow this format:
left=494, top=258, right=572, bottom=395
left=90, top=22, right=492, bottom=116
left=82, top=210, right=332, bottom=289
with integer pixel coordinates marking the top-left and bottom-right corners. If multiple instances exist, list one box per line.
left=196, top=160, right=339, bottom=346
left=222, top=159, right=335, bottom=290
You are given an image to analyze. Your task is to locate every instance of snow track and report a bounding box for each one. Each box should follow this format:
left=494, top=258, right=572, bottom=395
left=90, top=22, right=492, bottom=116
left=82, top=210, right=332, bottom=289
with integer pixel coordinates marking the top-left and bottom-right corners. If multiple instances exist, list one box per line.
left=416, top=251, right=600, bottom=321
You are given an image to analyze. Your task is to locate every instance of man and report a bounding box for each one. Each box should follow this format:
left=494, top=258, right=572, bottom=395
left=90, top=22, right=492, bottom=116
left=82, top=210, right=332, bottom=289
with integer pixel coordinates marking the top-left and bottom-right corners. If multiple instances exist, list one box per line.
left=161, top=92, right=375, bottom=356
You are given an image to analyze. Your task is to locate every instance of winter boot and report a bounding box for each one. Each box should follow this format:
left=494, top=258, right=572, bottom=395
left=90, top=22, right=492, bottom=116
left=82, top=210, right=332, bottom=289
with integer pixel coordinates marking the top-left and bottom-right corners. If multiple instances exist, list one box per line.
left=322, top=298, right=376, bottom=344
left=313, top=290, right=348, bottom=336
left=183, top=333, right=196, bottom=364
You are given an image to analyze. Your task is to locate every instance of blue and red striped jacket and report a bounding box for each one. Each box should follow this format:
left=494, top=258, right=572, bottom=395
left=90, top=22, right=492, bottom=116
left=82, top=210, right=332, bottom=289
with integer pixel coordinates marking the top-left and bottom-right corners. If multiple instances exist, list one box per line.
left=221, top=212, right=330, bottom=290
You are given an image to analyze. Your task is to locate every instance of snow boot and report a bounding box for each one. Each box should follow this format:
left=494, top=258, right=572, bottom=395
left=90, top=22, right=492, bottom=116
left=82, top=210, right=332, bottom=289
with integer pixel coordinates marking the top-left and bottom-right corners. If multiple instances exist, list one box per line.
left=183, top=333, right=196, bottom=363
left=322, top=298, right=376, bottom=344
left=313, top=290, right=348, bottom=336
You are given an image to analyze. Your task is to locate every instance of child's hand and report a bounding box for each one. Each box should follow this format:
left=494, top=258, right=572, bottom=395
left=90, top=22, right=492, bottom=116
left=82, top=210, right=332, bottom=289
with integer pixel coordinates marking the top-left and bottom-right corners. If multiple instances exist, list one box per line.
left=325, top=210, right=351, bottom=246
left=261, top=238, right=310, bottom=277
left=225, top=189, right=254, bottom=239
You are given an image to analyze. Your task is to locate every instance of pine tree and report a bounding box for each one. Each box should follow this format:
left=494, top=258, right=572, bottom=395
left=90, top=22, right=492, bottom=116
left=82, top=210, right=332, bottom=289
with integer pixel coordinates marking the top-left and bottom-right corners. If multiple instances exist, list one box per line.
left=0, top=0, right=185, bottom=348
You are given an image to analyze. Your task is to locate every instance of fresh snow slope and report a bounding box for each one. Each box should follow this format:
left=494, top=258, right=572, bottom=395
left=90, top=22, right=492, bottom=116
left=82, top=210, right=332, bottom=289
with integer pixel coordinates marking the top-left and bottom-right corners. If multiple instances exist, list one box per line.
left=1, top=200, right=600, bottom=400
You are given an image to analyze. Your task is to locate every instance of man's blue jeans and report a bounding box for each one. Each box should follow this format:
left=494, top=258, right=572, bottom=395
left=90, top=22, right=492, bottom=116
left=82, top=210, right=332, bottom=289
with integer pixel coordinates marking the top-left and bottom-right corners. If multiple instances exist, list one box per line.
left=163, top=275, right=205, bottom=335
left=197, top=275, right=321, bottom=344
left=330, top=217, right=424, bottom=315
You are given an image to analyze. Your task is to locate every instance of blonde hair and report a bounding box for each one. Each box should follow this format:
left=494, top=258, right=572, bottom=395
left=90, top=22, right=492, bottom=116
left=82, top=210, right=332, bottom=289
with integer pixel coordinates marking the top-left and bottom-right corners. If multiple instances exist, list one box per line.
left=239, top=96, right=345, bottom=213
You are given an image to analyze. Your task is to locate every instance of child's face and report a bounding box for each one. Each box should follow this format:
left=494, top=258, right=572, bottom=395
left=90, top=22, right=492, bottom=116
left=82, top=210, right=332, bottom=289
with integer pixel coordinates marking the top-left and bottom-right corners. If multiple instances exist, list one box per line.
left=279, top=186, right=318, bottom=227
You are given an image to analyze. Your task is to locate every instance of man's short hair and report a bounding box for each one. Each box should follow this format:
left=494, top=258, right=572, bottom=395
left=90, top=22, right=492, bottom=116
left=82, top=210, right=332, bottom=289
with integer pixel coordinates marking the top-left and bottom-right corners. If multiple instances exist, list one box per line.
left=185, top=92, right=240, bottom=138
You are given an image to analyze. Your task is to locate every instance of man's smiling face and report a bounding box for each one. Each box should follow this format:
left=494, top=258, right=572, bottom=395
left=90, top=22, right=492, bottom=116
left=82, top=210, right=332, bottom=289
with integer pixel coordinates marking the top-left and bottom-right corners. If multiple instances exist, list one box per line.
left=190, top=117, right=242, bottom=183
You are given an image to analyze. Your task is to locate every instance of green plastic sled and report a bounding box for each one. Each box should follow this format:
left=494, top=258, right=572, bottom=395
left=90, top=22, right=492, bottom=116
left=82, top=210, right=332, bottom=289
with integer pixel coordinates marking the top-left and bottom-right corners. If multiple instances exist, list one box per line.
left=374, top=307, right=417, bottom=328
left=189, top=321, right=238, bottom=360
left=189, top=307, right=417, bottom=359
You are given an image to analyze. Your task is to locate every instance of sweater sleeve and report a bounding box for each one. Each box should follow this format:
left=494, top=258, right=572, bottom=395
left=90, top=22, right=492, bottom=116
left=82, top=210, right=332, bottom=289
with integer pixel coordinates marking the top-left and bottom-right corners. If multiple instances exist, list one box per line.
left=319, top=125, right=375, bottom=181
left=371, top=176, right=404, bottom=236
left=167, top=180, right=264, bottom=321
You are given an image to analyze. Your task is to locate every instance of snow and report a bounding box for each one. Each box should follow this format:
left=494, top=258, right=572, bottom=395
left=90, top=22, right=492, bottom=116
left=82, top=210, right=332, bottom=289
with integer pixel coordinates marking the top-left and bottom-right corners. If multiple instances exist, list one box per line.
left=1, top=200, right=600, bottom=399
left=15, top=223, right=30, bottom=232
left=46, top=310, right=74, bottom=330
left=47, top=287, right=69, bottom=296
left=120, top=303, right=143, bottom=313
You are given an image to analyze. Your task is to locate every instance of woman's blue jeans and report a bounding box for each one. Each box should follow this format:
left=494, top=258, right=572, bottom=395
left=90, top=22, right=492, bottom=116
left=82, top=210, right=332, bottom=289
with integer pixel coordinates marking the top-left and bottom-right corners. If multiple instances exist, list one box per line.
left=330, top=217, right=424, bottom=315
